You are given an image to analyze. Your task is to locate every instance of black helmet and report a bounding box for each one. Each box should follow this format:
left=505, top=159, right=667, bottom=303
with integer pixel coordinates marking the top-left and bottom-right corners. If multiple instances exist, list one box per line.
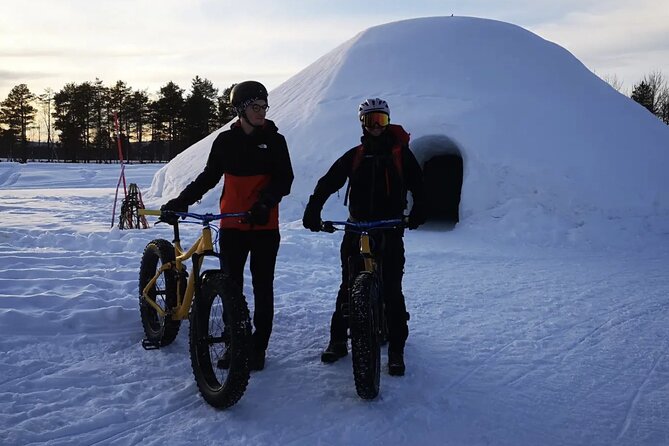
left=230, top=80, right=268, bottom=116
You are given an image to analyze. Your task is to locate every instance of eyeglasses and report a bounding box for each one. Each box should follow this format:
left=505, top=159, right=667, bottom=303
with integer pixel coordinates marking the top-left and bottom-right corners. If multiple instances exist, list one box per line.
left=361, top=112, right=389, bottom=128
left=249, top=103, right=270, bottom=113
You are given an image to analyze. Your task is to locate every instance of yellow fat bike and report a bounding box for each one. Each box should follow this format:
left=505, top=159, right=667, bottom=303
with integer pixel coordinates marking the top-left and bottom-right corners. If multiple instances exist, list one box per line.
left=321, top=218, right=405, bottom=400
left=138, top=209, right=252, bottom=409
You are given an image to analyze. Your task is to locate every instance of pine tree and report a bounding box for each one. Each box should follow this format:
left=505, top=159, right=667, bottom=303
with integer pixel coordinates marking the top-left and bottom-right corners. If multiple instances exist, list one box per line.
left=108, top=80, right=132, bottom=137
left=0, top=84, right=37, bottom=162
left=630, top=71, right=669, bottom=124
left=127, top=90, right=150, bottom=143
left=53, top=82, right=95, bottom=162
left=181, top=76, right=219, bottom=147
left=218, top=84, right=236, bottom=125
left=631, top=81, right=655, bottom=114
left=154, top=81, right=184, bottom=144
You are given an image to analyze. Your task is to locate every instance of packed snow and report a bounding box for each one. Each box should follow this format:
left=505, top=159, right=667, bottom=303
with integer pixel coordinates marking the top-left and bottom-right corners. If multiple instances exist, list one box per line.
left=2, top=15, right=669, bottom=446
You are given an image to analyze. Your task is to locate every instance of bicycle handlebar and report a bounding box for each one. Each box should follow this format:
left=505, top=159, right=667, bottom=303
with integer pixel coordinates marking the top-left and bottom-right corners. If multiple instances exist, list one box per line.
left=321, top=218, right=406, bottom=233
left=139, top=209, right=248, bottom=224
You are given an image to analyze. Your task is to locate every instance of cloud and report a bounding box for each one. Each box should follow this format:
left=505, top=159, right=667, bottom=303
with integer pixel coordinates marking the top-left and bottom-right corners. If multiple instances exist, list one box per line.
left=526, top=0, right=669, bottom=88
left=533, top=2, right=669, bottom=54
left=0, top=69, right=52, bottom=84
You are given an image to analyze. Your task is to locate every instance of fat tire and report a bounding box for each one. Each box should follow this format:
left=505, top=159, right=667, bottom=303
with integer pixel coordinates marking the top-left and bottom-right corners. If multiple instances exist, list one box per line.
left=350, top=271, right=381, bottom=400
left=138, top=239, right=182, bottom=347
left=189, top=272, right=251, bottom=409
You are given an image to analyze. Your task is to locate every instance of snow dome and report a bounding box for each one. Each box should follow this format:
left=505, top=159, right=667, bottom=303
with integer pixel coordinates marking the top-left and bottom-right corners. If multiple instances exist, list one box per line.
left=148, top=16, right=669, bottom=242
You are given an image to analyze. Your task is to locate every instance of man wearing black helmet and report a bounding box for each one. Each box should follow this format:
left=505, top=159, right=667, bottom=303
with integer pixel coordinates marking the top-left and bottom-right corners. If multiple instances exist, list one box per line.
left=302, top=98, right=426, bottom=376
left=161, top=81, right=294, bottom=371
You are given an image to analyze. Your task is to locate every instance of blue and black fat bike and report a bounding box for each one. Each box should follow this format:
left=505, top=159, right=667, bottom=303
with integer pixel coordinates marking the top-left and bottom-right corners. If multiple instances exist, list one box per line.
left=321, top=218, right=406, bottom=400
left=137, top=209, right=252, bottom=409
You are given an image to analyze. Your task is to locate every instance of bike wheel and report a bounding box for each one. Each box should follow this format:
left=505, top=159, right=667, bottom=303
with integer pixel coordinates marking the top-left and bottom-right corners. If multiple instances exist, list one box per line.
left=138, top=239, right=182, bottom=347
left=350, top=271, right=381, bottom=400
left=189, top=272, right=251, bottom=409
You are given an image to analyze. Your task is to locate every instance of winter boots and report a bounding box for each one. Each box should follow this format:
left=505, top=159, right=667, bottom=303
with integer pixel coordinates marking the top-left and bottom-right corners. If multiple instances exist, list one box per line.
left=388, top=349, right=405, bottom=376
left=216, top=345, right=266, bottom=371
left=248, top=348, right=265, bottom=371
left=320, top=340, right=348, bottom=363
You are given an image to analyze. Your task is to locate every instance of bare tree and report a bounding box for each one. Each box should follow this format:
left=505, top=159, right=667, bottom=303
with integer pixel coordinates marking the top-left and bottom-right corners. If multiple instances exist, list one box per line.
left=658, top=88, right=669, bottom=125
left=643, top=70, right=668, bottom=115
left=602, top=74, right=624, bottom=93
left=37, top=88, right=55, bottom=160
left=644, top=71, right=669, bottom=125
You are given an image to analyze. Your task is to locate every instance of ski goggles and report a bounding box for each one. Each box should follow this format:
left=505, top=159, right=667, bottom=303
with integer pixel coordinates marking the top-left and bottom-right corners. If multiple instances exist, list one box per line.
left=361, top=112, right=390, bottom=128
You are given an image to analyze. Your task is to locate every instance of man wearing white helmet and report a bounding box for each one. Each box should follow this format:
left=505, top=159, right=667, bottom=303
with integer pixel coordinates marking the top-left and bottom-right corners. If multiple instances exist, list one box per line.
left=302, top=98, right=426, bottom=376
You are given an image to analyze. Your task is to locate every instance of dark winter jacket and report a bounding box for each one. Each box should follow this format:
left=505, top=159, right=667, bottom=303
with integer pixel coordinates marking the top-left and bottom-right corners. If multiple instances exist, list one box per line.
left=176, top=119, right=294, bottom=230
left=309, top=124, right=425, bottom=221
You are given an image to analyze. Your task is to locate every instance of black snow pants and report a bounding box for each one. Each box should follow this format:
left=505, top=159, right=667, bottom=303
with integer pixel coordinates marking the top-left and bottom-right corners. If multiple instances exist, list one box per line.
left=219, top=229, right=280, bottom=352
left=328, top=228, right=409, bottom=353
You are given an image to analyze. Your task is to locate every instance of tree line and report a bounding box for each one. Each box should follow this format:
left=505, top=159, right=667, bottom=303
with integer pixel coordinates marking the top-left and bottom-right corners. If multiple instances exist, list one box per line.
left=1, top=71, right=668, bottom=164
left=0, top=76, right=236, bottom=163
left=622, top=71, right=669, bottom=125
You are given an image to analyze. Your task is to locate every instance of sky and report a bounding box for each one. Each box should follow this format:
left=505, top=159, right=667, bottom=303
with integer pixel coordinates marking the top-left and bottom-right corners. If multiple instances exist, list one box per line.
left=1, top=0, right=668, bottom=103
left=1, top=16, right=669, bottom=445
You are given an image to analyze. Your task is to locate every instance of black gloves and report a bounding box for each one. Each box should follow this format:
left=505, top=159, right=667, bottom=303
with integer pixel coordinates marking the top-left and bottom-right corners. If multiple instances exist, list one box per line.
left=161, top=197, right=188, bottom=212
left=406, top=205, right=427, bottom=230
left=302, top=197, right=322, bottom=232
left=246, top=201, right=271, bottom=226
left=160, top=197, right=188, bottom=224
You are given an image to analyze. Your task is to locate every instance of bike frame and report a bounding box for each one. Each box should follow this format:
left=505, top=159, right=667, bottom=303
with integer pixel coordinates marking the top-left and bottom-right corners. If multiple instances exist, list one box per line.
left=323, top=219, right=405, bottom=323
left=138, top=209, right=247, bottom=321
left=323, top=219, right=404, bottom=274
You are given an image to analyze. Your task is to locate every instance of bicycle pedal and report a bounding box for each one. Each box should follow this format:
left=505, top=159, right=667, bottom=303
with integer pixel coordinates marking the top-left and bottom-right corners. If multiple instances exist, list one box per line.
left=141, top=338, right=161, bottom=350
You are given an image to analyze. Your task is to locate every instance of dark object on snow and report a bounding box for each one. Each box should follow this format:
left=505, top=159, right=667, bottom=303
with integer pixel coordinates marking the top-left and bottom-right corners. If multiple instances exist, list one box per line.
left=119, top=183, right=149, bottom=229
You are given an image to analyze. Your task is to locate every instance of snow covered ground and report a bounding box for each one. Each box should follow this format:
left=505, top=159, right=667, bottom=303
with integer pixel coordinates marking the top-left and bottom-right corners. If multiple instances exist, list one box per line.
left=1, top=162, right=668, bottom=446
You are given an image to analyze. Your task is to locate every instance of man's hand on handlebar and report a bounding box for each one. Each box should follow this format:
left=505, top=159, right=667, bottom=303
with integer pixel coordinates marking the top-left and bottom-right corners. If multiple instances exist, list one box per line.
left=321, top=221, right=336, bottom=233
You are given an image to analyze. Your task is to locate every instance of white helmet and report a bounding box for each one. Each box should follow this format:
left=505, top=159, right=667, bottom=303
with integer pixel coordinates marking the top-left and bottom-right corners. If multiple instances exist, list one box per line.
left=358, top=98, right=390, bottom=121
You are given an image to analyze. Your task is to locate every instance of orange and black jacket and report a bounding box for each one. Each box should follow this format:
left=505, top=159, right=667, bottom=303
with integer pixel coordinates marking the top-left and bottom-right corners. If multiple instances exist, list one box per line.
left=176, top=119, right=294, bottom=230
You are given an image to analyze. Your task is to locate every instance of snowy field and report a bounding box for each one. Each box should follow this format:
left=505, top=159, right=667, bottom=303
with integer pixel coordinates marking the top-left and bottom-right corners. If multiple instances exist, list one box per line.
left=1, top=162, right=668, bottom=446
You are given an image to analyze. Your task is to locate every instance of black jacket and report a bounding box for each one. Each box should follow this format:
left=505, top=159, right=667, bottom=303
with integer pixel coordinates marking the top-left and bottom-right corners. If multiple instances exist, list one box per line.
left=177, top=119, right=294, bottom=209
left=310, top=124, right=425, bottom=221
left=176, top=119, right=293, bottom=230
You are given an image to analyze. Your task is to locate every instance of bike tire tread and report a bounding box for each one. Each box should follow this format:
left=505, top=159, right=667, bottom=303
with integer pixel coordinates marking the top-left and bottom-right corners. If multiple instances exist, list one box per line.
left=189, top=272, right=251, bottom=409
left=138, top=239, right=182, bottom=347
left=350, top=271, right=381, bottom=400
